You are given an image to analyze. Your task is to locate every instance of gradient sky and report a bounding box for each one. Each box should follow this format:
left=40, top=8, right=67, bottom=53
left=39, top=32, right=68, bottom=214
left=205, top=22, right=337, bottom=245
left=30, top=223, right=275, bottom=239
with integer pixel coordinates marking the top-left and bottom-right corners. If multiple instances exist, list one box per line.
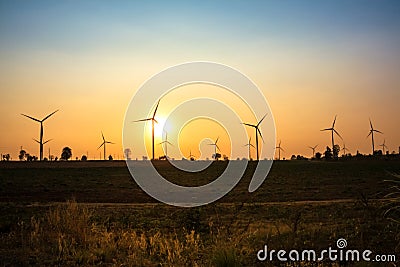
left=0, top=0, right=399, bottom=160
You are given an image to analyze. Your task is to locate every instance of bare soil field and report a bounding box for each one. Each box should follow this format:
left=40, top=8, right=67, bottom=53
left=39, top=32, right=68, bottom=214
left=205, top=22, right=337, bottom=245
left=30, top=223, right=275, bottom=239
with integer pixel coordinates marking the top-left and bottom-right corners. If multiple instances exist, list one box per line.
left=0, top=159, right=399, bottom=266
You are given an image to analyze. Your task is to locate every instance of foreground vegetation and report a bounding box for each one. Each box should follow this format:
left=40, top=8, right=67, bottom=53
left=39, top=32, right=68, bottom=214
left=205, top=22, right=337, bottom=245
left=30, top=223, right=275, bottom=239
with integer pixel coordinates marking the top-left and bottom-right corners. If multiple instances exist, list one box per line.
left=0, top=160, right=399, bottom=266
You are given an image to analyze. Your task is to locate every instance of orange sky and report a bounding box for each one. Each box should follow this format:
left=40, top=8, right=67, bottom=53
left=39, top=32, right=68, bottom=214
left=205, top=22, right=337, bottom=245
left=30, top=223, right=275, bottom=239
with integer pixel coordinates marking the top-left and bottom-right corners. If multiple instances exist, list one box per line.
left=0, top=1, right=399, bottom=160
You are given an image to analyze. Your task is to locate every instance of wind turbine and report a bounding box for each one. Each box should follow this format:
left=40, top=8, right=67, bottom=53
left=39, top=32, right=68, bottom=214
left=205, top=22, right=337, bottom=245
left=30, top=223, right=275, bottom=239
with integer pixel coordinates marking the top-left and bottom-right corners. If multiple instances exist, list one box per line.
left=133, top=100, right=160, bottom=160
left=342, top=143, right=349, bottom=156
left=33, top=138, right=52, bottom=159
left=188, top=150, right=196, bottom=161
left=380, top=139, right=388, bottom=155
left=367, top=118, right=383, bottom=155
left=244, top=137, right=255, bottom=160
left=242, top=114, right=267, bottom=161
left=275, top=140, right=284, bottom=160
left=21, top=110, right=58, bottom=161
left=158, top=131, right=173, bottom=158
left=97, top=131, right=114, bottom=160
left=321, top=115, right=342, bottom=154
left=308, top=144, right=318, bottom=158
left=208, top=137, right=220, bottom=160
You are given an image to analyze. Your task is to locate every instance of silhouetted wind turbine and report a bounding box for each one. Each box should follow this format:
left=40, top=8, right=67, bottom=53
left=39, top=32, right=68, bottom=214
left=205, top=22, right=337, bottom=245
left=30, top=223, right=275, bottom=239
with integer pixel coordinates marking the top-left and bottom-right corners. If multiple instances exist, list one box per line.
left=321, top=115, right=342, bottom=154
left=308, top=144, right=318, bottom=158
left=242, top=114, right=267, bottom=161
left=244, top=137, right=255, bottom=160
left=275, top=140, right=284, bottom=160
left=380, top=139, right=388, bottom=155
left=208, top=137, right=220, bottom=160
left=367, top=118, right=382, bottom=155
left=158, top=131, right=173, bottom=158
left=188, top=150, right=196, bottom=161
left=133, top=100, right=160, bottom=160
left=21, top=110, right=58, bottom=161
left=97, top=131, right=114, bottom=160
left=342, top=143, right=349, bottom=156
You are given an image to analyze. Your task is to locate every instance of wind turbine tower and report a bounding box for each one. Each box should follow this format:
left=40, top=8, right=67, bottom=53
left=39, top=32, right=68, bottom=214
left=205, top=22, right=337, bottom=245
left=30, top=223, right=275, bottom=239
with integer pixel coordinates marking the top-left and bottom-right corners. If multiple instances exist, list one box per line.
left=98, top=131, right=114, bottom=160
left=209, top=137, right=220, bottom=160
left=21, top=110, right=58, bottom=161
left=133, top=100, right=160, bottom=160
left=321, top=115, right=342, bottom=155
left=275, top=140, right=284, bottom=160
left=158, top=131, right=173, bottom=158
left=242, top=114, right=267, bottom=161
left=244, top=137, right=255, bottom=160
left=308, top=144, right=318, bottom=158
left=367, top=119, right=383, bottom=155
left=380, top=139, right=388, bottom=155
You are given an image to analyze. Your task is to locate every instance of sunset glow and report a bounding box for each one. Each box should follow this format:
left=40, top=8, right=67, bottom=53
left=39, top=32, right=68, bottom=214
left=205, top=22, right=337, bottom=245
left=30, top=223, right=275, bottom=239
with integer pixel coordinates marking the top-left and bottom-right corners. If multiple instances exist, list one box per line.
left=0, top=1, right=399, bottom=160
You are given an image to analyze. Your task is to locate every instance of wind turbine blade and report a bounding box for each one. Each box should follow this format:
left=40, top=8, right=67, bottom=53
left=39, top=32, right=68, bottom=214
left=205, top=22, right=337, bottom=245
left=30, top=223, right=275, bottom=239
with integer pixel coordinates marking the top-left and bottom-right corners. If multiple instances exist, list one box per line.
left=153, top=118, right=158, bottom=124
left=97, top=142, right=105, bottom=150
left=32, top=138, right=40, bottom=143
left=257, top=128, right=265, bottom=143
left=166, top=141, right=173, bottom=146
left=314, top=145, right=318, bottom=149
left=132, top=118, right=152, bottom=122
left=153, top=100, right=160, bottom=118
left=215, top=144, right=220, bottom=151
left=105, top=141, right=115, bottom=144
left=101, top=131, right=105, bottom=142
left=369, top=118, right=373, bottom=130
left=334, top=129, right=343, bottom=139
left=215, top=137, right=219, bottom=144
left=250, top=144, right=255, bottom=148
left=367, top=131, right=372, bottom=138
left=257, top=113, right=267, bottom=127
left=43, top=139, right=52, bottom=144
left=242, top=123, right=256, bottom=128
left=374, top=129, right=383, bottom=134
left=320, top=128, right=332, bottom=131
left=42, top=109, right=59, bottom=121
left=21, top=113, right=41, bottom=122
left=332, top=115, right=337, bottom=128
left=281, top=147, right=285, bottom=152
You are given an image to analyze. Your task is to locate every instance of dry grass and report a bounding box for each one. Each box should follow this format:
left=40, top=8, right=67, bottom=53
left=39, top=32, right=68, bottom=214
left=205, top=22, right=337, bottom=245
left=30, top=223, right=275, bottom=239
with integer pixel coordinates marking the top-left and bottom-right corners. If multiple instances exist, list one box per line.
left=17, top=200, right=206, bottom=266
left=1, top=199, right=399, bottom=266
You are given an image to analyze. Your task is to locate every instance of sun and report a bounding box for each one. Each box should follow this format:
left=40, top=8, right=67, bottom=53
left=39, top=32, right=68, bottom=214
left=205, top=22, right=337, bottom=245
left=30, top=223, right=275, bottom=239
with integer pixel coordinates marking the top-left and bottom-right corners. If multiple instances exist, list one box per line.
left=146, top=114, right=172, bottom=140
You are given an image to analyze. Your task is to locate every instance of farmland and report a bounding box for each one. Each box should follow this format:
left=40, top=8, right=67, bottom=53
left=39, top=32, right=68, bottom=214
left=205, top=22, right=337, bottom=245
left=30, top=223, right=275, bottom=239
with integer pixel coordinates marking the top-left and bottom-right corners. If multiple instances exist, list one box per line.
left=0, top=159, right=400, bottom=266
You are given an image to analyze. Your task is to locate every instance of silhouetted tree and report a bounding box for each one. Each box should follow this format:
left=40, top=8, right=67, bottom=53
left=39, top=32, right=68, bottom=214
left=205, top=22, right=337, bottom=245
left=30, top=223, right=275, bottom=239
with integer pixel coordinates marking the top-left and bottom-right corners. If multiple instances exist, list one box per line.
left=315, top=152, right=322, bottom=160
left=108, top=155, right=113, bottom=161
left=81, top=155, right=87, bottom=161
left=291, top=155, right=296, bottom=160
left=2, top=154, right=10, bottom=161
left=61, top=147, right=72, bottom=161
left=333, top=144, right=340, bottom=159
left=19, top=149, right=26, bottom=161
left=324, top=146, right=333, bottom=160
left=213, top=153, right=221, bottom=161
